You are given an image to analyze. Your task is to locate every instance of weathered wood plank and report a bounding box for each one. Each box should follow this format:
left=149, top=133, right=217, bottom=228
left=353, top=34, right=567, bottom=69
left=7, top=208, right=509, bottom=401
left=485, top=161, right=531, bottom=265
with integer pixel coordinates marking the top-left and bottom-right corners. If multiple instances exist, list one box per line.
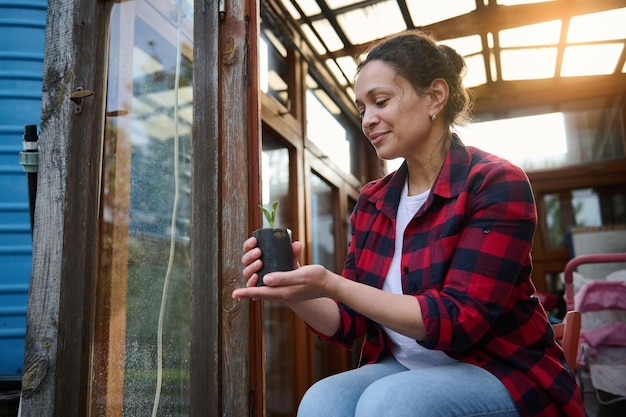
left=189, top=0, right=222, bottom=416
left=19, top=0, right=69, bottom=411
left=20, top=0, right=110, bottom=415
left=245, top=1, right=265, bottom=415
left=220, top=0, right=255, bottom=415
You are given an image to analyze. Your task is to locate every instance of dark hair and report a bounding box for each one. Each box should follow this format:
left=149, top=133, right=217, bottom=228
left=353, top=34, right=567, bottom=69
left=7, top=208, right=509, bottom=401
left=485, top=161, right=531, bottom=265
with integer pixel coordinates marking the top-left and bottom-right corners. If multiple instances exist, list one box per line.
left=357, top=30, right=474, bottom=128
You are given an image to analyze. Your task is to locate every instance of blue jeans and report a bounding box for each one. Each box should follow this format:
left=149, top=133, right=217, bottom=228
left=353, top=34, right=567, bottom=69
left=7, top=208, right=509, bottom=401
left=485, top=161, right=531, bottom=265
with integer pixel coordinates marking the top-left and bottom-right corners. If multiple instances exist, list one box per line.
left=297, top=357, right=520, bottom=417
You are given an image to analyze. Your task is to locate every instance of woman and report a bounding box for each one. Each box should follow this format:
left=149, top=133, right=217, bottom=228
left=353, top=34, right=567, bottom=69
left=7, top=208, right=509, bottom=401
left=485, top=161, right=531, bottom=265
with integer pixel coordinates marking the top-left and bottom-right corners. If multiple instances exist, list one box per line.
left=233, top=30, right=584, bottom=417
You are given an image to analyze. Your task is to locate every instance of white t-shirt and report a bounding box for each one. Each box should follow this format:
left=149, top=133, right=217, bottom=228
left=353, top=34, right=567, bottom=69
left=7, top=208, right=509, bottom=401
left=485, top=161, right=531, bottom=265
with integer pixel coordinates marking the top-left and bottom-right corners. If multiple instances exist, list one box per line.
left=381, top=180, right=458, bottom=369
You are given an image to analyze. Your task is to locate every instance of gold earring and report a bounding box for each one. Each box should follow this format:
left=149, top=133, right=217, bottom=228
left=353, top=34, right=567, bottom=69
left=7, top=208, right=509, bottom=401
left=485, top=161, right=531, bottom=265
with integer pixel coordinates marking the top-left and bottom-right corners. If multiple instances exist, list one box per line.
left=430, top=114, right=437, bottom=122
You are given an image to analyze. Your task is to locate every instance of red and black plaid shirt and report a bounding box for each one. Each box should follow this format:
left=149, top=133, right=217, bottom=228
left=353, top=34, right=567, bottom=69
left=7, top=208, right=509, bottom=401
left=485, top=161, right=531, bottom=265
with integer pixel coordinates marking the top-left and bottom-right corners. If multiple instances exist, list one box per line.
left=315, top=136, right=584, bottom=416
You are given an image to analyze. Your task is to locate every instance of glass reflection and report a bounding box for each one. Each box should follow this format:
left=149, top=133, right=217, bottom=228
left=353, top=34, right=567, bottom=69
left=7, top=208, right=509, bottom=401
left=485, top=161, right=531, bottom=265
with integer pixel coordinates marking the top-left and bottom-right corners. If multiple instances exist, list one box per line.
left=309, top=172, right=338, bottom=382
left=543, top=185, right=626, bottom=249
left=261, top=132, right=295, bottom=417
left=96, top=0, right=192, bottom=416
left=309, top=173, right=335, bottom=271
left=260, top=23, right=290, bottom=109
left=306, top=88, right=351, bottom=174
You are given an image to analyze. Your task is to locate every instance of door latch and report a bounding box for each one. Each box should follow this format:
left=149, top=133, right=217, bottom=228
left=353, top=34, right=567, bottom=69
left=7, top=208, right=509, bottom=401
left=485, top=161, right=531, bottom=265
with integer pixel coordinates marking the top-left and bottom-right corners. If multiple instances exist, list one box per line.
left=69, top=87, right=94, bottom=114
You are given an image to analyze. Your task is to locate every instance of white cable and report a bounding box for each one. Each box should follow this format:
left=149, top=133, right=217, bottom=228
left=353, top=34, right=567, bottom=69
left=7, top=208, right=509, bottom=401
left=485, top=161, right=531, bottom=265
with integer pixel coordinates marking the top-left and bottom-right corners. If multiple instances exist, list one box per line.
left=152, top=1, right=183, bottom=415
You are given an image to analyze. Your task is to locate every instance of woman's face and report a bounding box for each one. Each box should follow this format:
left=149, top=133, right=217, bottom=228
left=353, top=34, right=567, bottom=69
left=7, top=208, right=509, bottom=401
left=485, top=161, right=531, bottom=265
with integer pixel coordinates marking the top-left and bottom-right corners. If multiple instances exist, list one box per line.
left=355, top=60, right=434, bottom=161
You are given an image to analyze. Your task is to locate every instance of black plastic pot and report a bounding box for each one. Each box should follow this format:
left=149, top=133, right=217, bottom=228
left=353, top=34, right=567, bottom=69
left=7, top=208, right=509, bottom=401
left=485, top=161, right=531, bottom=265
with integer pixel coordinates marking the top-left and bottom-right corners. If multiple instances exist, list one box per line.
left=252, top=228, right=293, bottom=286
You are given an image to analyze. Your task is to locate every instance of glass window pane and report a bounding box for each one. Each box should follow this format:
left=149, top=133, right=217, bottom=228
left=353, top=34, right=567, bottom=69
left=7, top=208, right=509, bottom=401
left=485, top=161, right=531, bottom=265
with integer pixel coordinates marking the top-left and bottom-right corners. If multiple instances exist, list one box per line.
left=261, top=137, right=292, bottom=228
left=309, top=171, right=346, bottom=382
left=439, top=35, right=483, bottom=56
left=497, top=0, right=554, bottom=4
left=500, top=48, right=558, bottom=80
left=543, top=193, right=564, bottom=248
left=406, top=0, right=476, bottom=26
left=567, top=8, right=626, bottom=43
left=261, top=132, right=296, bottom=417
left=96, top=1, right=193, bottom=415
left=457, top=105, right=625, bottom=171
left=562, top=106, right=625, bottom=165
left=459, top=113, right=567, bottom=169
left=438, top=36, right=487, bottom=87
left=499, top=20, right=561, bottom=47
left=306, top=88, right=351, bottom=174
left=310, top=19, right=345, bottom=53
left=330, top=56, right=358, bottom=87
left=561, top=44, right=624, bottom=77
left=337, top=1, right=405, bottom=45
left=462, top=54, right=488, bottom=87
left=542, top=185, right=626, bottom=250
left=284, top=0, right=319, bottom=16
left=260, top=24, right=290, bottom=108
left=572, top=188, right=602, bottom=228
left=310, top=173, right=335, bottom=269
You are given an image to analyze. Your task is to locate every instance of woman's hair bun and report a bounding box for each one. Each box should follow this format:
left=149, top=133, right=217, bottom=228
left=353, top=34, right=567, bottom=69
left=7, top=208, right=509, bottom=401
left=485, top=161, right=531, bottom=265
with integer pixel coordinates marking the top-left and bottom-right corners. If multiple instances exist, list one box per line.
left=438, top=44, right=466, bottom=76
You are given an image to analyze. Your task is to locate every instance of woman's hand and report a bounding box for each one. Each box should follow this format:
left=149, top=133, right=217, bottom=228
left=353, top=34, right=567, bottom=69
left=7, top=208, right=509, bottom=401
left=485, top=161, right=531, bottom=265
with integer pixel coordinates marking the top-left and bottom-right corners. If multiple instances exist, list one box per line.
left=234, top=236, right=425, bottom=340
left=234, top=235, right=335, bottom=303
left=235, top=264, right=334, bottom=303
left=240, top=236, right=262, bottom=287
left=235, top=237, right=342, bottom=336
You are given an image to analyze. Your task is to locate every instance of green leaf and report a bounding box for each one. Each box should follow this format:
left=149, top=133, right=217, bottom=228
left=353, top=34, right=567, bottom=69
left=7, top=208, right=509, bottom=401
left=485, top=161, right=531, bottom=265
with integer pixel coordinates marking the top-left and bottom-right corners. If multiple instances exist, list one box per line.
left=259, top=201, right=279, bottom=228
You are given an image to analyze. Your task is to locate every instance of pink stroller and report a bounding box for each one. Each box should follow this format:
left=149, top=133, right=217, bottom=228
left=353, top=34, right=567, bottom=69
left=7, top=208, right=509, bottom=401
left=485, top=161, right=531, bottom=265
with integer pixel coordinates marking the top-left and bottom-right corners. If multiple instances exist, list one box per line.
left=564, top=253, right=626, bottom=408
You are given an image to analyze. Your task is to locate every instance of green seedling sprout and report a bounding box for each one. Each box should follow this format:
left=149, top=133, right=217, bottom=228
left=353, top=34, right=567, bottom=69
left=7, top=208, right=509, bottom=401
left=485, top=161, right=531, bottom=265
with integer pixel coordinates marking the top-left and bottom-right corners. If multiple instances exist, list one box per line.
left=260, top=201, right=279, bottom=228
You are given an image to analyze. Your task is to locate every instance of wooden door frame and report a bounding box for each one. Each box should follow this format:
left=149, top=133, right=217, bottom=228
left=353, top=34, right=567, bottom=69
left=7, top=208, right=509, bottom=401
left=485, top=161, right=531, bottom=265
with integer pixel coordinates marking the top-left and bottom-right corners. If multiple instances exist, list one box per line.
left=20, top=0, right=257, bottom=416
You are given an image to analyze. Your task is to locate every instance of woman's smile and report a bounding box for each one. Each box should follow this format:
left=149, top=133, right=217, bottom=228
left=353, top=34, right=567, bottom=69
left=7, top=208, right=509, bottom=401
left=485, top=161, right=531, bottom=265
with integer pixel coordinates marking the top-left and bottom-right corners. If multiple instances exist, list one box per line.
left=368, top=130, right=389, bottom=146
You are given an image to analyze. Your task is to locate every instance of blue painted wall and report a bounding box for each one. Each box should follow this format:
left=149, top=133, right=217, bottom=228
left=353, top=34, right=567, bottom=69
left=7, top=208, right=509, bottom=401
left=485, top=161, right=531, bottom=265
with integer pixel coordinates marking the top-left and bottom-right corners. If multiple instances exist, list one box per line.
left=0, top=0, right=47, bottom=382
